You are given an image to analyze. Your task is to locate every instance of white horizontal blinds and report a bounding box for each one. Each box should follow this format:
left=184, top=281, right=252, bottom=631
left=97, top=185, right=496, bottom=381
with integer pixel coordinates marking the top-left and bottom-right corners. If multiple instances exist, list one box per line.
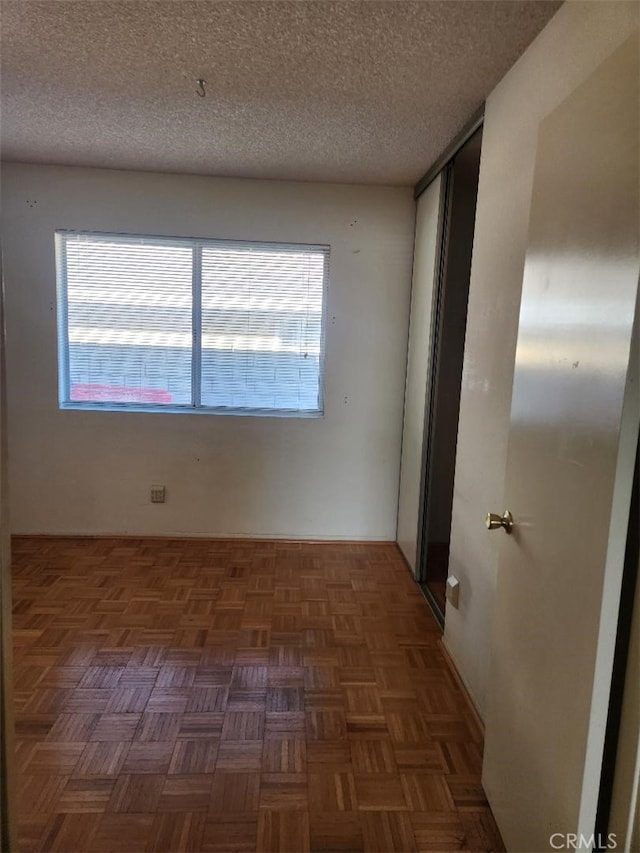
left=58, top=232, right=328, bottom=415
left=200, top=242, right=327, bottom=412
left=63, top=234, right=193, bottom=406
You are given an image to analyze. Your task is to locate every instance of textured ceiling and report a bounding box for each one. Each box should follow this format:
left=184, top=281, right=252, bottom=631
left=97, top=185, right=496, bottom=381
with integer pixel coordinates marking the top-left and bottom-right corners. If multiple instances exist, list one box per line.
left=0, top=0, right=561, bottom=185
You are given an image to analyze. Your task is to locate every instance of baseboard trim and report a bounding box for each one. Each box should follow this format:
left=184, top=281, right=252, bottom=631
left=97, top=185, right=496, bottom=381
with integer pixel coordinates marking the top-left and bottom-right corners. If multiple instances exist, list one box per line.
left=393, top=539, right=485, bottom=739
left=10, top=532, right=396, bottom=546
left=438, top=638, right=485, bottom=741
left=394, top=541, right=418, bottom=579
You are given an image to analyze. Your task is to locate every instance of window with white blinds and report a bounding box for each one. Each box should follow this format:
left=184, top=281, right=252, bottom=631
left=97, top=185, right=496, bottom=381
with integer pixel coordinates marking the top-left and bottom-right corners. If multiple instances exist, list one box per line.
left=56, top=231, right=329, bottom=416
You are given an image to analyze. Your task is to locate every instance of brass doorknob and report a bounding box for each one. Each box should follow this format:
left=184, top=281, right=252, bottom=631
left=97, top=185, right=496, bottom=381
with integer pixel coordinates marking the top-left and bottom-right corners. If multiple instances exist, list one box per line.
left=485, top=510, right=514, bottom=534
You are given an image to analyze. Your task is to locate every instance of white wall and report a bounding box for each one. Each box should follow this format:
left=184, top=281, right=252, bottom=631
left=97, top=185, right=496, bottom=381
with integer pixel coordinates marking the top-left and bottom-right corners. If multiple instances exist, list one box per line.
left=396, top=175, right=442, bottom=572
left=1, top=165, right=415, bottom=539
left=444, top=0, right=640, bottom=717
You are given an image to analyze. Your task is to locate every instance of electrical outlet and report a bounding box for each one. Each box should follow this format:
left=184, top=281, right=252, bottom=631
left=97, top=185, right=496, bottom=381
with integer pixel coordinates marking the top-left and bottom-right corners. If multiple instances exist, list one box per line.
left=150, top=485, right=166, bottom=503
left=446, top=575, right=460, bottom=608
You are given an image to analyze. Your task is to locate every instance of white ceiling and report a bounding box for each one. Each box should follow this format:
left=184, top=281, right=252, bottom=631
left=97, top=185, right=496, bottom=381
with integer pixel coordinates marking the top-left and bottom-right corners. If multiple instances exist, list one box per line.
left=0, top=0, right=561, bottom=186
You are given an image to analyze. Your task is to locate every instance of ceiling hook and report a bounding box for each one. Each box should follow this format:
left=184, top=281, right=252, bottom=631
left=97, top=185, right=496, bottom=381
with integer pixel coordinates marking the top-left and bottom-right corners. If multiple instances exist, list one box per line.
left=196, top=78, right=206, bottom=98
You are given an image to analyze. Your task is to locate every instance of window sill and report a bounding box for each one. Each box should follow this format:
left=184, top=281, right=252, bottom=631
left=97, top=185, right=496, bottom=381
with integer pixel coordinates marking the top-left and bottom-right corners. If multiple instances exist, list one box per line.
left=59, top=402, right=324, bottom=419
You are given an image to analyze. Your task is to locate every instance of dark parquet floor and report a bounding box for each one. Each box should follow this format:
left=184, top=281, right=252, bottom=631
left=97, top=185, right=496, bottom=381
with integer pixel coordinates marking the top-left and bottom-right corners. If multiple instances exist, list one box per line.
left=11, top=536, right=504, bottom=852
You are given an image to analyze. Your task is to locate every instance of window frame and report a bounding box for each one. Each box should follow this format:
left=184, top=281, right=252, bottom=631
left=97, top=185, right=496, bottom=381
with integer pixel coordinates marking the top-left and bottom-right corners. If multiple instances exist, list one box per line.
left=55, top=229, right=330, bottom=418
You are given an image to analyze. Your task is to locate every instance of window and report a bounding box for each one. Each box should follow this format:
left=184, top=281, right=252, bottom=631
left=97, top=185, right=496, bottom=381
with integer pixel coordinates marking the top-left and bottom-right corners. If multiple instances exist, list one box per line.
left=56, top=231, right=329, bottom=416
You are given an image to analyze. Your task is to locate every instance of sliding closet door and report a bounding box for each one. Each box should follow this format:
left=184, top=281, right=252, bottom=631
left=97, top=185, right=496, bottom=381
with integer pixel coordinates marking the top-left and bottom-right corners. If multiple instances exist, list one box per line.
left=0, top=251, right=15, bottom=851
left=419, top=128, right=482, bottom=618
left=397, top=175, right=443, bottom=574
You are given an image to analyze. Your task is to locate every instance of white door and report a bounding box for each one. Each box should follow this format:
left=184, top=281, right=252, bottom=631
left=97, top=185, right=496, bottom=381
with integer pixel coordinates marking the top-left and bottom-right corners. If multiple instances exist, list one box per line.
left=482, top=35, right=639, bottom=853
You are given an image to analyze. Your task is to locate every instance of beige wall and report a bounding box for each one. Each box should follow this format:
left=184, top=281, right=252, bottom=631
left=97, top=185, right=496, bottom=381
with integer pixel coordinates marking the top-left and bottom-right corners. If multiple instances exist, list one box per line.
left=444, top=0, right=640, bottom=716
left=1, top=165, right=415, bottom=539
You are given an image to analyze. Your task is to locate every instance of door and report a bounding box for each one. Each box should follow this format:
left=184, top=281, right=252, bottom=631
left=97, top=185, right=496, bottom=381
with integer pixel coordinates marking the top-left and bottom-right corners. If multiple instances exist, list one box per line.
left=605, top=443, right=639, bottom=850
left=482, top=35, right=639, bottom=853
left=418, top=128, right=482, bottom=620
left=0, top=244, right=16, bottom=848
left=397, top=175, right=444, bottom=575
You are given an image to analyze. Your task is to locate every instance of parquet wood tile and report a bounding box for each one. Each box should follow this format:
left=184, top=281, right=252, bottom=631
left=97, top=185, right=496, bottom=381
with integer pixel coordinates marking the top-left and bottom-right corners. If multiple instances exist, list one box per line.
left=350, top=737, right=398, bottom=773
left=106, top=685, right=154, bottom=713
left=179, top=712, right=225, bottom=740
left=410, top=812, right=466, bottom=852
left=354, top=774, right=408, bottom=811
left=108, top=773, right=165, bottom=813
left=257, top=809, right=311, bottom=853
left=121, top=742, right=174, bottom=775
left=158, top=774, right=213, bottom=812
left=72, top=740, right=130, bottom=778
left=201, top=814, right=257, bottom=852
left=91, top=712, right=142, bottom=741
left=266, top=686, right=304, bottom=712
left=215, top=740, right=263, bottom=771
left=386, top=711, right=433, bottom=745
left=445, top=774, right=491, bottom=810
left=360, top=811, right=417, bottom=852
left=264, top=710, right=306, bottom=733
left=17, top=815, right=51, bottom=853
left=209, top=770, right=260, bottom=814
left=221, top=711, right=265, bottom=741
left=23, top=687, right=74, bottom=714
left=55, top=778, right=116, bottom=813
left=39, top=811, right=100, bottom=853
left=91, top=813, right=156, bottom=852
left=23, top=743, right=85, bottom=775
left=45, top=712, right=99, bottom=743
left=146, top=812, right=206, bottom=853
left=304, top=689, right=343, bottom=710
left=259, top=773, right=308, bottom=810
left=308, top=770, right=358, bottom=811
left=16, top=715, right=57, bottom=740
left=401, top=773, right=456, bottom=811
left=441, top=740, right=485, bottom=775
left=304, top=665, right=340, bottom=690
left=393, top=743, right=450, bottom=779
left=135, top=711, right=183, bottom=742
left=62, top=688, right=111, bottom=713
left=309, top=811, right=364, bottom=852
left=262, top=735, right=306, bottom=773
left=19, top=772, right=69, bottom=814
left=268, top=665, right=304, bottom=687
left=306, top=739, right=352, bottom=768
left=459, top=810, right=505, bottom=851
left=145, top=687, right=193, bottom=713
left=12, top=535, right=504, bottom=851
left=305, top=709, right=347, bottom=741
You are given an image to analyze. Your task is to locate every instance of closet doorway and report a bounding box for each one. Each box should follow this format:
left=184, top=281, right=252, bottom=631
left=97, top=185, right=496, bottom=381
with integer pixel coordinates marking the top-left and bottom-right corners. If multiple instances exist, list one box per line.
left=416, top=127, right=482, bottom=623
